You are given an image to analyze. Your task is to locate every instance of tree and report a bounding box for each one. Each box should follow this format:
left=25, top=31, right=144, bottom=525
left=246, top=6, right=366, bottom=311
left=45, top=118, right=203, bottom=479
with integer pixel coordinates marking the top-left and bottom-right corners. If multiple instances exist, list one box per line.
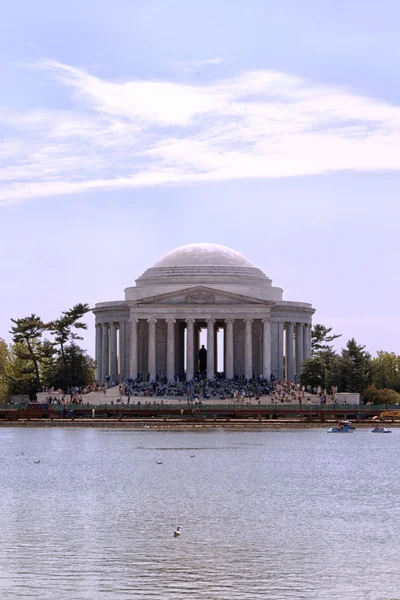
left=300, top=356, right=326, bottom=388
left=300, top=348, right=342, bottom=390
left=47, top=303, right=90, bottom=367
left=364, top=384, right=400, bottom=405
left=43, top=343, right=95, bottom=390
left=312, top=324, right=342, bottom=355
left=0, top=338, right=9, bottom=402
left=371, top=352, right=400, bottom=392
left=339, top=338, right=372, bottom=394
left=10, top=314, right=46, bottom=391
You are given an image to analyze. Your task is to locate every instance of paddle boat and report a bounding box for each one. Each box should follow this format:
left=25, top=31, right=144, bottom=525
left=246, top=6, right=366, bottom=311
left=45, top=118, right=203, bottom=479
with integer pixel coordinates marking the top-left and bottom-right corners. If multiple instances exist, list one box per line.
left=371, top=425, right=391, bottom=433
left=327, top=420, right=355, bottom=433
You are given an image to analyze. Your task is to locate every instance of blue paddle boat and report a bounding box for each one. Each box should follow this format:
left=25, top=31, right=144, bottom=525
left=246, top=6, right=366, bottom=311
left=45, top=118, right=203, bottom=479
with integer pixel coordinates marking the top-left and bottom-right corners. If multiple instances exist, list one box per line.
left=371, top=425, right=391, bottom=433
left=327, top=420, right=355, bottom=433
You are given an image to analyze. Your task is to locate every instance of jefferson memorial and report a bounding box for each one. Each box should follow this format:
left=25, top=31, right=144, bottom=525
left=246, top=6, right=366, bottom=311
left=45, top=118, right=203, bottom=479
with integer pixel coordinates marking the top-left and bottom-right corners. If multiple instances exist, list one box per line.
left=93, top=243, right=315, bottom=383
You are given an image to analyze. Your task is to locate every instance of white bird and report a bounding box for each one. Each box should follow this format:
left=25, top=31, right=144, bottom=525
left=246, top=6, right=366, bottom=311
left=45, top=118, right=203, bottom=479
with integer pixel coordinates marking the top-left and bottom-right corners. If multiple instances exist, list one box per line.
left=190, top=455, right=195, bottom=458
left=156, top=461, right=163, bottom=465
left=33, top=460, right=40, bottom=464
left=174, top=527, right=181, bottom=537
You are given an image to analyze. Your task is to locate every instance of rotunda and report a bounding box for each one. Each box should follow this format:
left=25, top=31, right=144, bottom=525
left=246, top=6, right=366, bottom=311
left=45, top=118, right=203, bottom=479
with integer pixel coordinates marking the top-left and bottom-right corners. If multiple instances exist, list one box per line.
left=93, top=243, right=315, bottom=382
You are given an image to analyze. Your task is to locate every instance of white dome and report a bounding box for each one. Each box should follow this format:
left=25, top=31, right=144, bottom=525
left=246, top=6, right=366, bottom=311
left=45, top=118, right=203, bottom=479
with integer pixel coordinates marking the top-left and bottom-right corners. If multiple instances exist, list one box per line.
left=153, top=243, right=255, bottom=269
left=135, top=242, right=270, bottom=287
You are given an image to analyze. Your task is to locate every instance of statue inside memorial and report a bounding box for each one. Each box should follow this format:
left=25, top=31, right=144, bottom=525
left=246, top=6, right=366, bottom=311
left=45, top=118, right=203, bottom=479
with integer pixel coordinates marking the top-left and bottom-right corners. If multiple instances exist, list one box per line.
left=198, top=344, right=207, bottom=373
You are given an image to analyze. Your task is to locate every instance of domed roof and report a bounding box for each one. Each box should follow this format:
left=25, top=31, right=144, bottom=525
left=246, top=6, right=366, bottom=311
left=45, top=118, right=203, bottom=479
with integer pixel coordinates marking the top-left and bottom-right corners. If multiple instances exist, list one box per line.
left=136, top=243, right=270, bottom=287
left=152, top=243, right=255, bottom=269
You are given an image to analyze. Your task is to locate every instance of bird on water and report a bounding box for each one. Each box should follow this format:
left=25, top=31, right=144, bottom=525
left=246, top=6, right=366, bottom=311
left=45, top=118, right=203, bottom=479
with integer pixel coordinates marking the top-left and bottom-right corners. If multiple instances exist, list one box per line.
left=174, top=527, right=181, bottom=537
left=33, top=460, right=40, bottom=464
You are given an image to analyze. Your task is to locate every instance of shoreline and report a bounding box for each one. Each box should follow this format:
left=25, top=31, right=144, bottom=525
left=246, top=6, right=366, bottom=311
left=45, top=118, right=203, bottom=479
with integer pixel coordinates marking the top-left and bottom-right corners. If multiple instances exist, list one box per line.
left=0, top=419, right=397, bottom=429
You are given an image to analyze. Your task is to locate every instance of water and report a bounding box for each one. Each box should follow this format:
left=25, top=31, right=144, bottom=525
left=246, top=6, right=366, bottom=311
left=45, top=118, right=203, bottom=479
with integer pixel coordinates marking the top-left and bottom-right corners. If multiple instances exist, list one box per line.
left=0, top=427, right=399, bottom=600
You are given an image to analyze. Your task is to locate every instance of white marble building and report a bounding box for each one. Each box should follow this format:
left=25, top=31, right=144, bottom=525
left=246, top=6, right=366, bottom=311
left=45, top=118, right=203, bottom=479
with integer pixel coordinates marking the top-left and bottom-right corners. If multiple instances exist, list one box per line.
left=93, top=243, right=315, bottom=383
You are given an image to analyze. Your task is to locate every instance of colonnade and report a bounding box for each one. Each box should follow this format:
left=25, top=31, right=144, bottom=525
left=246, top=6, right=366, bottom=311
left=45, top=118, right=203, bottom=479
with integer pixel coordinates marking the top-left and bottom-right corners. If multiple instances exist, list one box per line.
left=95, top=317, right=312, bottom=384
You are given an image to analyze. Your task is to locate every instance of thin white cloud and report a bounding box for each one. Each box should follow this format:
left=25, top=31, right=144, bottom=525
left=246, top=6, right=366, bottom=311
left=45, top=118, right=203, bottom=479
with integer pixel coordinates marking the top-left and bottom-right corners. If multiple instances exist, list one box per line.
left=171, top=57, right=224, bottom=73
left=2, top=60, right=400, bottom=205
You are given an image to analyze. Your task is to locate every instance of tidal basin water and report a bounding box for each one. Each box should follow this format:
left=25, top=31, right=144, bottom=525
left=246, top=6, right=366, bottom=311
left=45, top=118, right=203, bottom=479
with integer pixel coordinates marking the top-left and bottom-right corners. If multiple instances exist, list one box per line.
left=0, top=427, right=399, bottom=600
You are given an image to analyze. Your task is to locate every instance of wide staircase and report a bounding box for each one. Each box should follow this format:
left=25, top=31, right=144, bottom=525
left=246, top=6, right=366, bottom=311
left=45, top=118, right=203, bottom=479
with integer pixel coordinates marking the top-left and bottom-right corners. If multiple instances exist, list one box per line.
left=37, top=386, right=122, bottom=406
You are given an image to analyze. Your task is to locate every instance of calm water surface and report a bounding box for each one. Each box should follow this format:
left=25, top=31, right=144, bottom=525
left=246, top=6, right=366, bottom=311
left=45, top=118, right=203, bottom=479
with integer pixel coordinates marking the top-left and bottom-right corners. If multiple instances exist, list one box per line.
left=0, top=427, right=399, bottom=600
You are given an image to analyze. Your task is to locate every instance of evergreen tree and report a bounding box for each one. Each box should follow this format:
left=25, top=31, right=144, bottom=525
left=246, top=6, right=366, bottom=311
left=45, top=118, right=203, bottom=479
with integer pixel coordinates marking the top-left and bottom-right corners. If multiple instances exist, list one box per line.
left=0, top=338, right=9, bottom=402
left=10, top=314, right=46, bottom=391
left=339, top=338, right=372, bottom=394
left=47, top=303, right=90, bottom=366
left=43, top=343, right=95, bottom=390
left=300, top=348, right=342, bottom=390
left=312, top=324, right=342, bottom=354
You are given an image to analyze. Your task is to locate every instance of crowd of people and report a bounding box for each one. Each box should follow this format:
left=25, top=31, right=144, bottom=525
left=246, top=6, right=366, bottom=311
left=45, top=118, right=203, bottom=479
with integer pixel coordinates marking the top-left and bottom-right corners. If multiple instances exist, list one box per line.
left=117, top=374, right=337, bottom=405
left=42, top=375, right=340, bottom=406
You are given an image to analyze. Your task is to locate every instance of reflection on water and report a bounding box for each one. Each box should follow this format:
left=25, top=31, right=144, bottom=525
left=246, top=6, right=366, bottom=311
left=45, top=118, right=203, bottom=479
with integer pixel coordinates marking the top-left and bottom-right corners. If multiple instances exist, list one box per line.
left=0, top=427, right=399, bottom=599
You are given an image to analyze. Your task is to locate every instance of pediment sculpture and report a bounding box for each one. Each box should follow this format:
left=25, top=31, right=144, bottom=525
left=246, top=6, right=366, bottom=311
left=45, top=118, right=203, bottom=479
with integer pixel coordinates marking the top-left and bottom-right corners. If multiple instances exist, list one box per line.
left=185, top=292, right=216, bottom=304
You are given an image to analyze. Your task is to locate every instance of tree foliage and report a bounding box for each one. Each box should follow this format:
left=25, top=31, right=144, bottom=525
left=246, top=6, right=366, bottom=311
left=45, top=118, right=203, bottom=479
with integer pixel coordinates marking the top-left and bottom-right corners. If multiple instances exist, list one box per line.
left=9, top=314, right=46, bottom=391
left=5, top=304, right=94, bottom=397
left=47, top=303, right=90, bottom=365
left=301, top=336, right=372, bottom=394
left=363, top=384, right=400, bottom=405
left=42, top=343, right=95, bottom=390
left=340, top=338, right=372, bottom=393
left=0, top=338, right=9, bottom=402
left=312, top=324, right=342, bottom=355
left=371, top=352, right=400, bottom=392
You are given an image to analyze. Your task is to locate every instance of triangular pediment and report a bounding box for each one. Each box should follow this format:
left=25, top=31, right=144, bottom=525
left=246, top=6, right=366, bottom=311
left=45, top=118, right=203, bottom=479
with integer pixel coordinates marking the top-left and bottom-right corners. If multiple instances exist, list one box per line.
left=136, top=286, right=271, bottom=306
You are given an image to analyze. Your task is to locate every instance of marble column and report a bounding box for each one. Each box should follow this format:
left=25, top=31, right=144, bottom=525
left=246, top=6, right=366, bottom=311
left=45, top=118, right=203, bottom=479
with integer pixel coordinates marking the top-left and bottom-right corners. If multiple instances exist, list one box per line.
left=118, top=321, right=125, bottom=380
left=225, top=319, right=234, bottom=379
left=194, top=324, right=200, bottom=375
left=244, top=318, right=253, bottom=380
left=109, top=323, right=118, bottom=383
left=166, top=318, right=176, bottom=382
left=206, top=319, right=215, bottom=379
left=262, top=318, right=271, bottom=380
left=95, top=323, right=102, bottom=382
left=295, top=323, right=304, bottom=375
left=214, top=326, right=218, bottom=374
left=186, top=318, right=195, bottom=381
left=147, top=318, right=157, bottom=381
left=303, top=324, right=312, bottom=360
left=286, top=322, right=295, bottom=381
left=129, top=317, right=139, bottom=379
left=101, top=323, right=109, bottom=383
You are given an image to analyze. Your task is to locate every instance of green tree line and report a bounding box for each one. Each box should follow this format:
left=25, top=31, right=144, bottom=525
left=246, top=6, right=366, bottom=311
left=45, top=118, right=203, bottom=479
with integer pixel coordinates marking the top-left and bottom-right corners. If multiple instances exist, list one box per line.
left=300, top=324, right=400, bottom=403
left=0, top=304, right=94, bottom=401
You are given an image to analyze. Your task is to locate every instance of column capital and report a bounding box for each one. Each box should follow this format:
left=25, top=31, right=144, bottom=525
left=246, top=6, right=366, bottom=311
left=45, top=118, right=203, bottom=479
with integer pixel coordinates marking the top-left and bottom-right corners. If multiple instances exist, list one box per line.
left=206, top=318, right=216, bottom=324
left=165, top=318, right=177, bottom=324
left=129, top=317, right=139, bottom=324
left=147, top=317, right=158, bottom=324
left=185, top=318, right=196, bottom=325
left=243, top=318, right=254, bottom=324
left=261, top=318, right=270, bottom=324
left=224, top=318, right=235, bottom=324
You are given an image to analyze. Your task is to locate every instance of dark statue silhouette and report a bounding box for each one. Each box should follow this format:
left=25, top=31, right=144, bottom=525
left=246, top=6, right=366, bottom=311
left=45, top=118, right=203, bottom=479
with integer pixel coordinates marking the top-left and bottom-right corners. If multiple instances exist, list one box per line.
left=198, top=345, right=207, bottom=373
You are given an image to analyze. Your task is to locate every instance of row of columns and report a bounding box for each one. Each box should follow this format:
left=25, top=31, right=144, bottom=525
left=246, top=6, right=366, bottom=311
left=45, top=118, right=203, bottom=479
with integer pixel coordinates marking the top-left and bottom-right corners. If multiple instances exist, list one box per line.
left=285, top=322, right=312, bottom=380
left=96, top=321, right=126, bottom=383
left=127, top=317, right=274, bottom=382
left=96, top=318, right=312, bottom=384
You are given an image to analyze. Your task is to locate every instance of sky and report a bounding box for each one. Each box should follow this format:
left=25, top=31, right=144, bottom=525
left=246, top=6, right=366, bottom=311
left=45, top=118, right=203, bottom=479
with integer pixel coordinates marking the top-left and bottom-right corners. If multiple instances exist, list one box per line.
left=1, top=0, right=400, bottom=358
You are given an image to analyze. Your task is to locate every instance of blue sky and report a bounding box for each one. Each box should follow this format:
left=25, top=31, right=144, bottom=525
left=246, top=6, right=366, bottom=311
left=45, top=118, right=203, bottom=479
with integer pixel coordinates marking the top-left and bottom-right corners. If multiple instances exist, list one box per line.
left=1, top=0, right=400, bottom=358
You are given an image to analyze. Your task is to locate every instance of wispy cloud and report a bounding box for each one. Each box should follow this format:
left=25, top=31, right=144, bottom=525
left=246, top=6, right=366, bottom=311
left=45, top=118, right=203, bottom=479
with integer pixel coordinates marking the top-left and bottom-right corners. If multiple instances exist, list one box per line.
left=170, top=57, right=224, bottom=73
left=1, top=60, right=400, bottom=205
